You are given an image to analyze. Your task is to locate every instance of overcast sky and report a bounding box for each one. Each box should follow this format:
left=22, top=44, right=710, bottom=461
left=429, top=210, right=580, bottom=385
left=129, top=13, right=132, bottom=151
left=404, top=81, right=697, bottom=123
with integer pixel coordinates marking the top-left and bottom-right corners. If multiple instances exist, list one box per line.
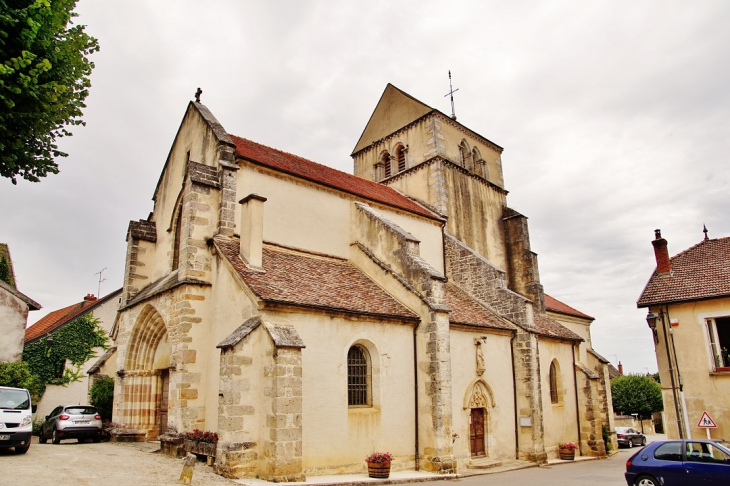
left=3, top=1, right=729, bottom=374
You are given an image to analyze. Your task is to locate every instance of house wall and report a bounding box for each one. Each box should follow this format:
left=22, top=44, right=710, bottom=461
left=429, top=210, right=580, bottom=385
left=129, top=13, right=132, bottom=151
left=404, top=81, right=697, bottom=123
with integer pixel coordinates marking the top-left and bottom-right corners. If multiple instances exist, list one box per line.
left=651, top=298, right=730, bottom=440
left=0, top=287, right=29, bottom=362
left=34, top=296, right=120, bottom=420
left=538, top=337, right=580, bottom=458
left=449, top=328, right=516, bottom=466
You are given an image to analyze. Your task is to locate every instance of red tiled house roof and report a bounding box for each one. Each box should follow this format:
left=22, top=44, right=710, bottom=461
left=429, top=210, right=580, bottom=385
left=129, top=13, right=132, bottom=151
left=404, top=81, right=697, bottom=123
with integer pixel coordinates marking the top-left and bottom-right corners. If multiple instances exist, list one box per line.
left=229, top=135, right=440, bottom=221
left=25, top=289, right=121, bottom=344
left=544, top=294, right=594, bottom=320
left=444, top=284, right=515, bottom=331
left=533, top=313, right=583, bottom=341
left=214, top=236, right=418, bottom=320
left=638, top=237, right=730, bottom=307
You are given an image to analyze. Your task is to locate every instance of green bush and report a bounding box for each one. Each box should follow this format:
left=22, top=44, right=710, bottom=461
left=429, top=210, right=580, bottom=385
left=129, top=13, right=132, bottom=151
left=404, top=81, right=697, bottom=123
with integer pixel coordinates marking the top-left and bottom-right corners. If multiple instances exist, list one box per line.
left=602, top=424, right=612, bottom=451
left=90, top=376, right=114, bottom=421
left=0, top=361, right=42, bottom=400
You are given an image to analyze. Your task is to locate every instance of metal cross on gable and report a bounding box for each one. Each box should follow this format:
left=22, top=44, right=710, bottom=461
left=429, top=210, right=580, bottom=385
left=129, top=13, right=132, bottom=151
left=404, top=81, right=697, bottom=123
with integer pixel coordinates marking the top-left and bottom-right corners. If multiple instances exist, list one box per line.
left=444, top=70, right=459, bottom=120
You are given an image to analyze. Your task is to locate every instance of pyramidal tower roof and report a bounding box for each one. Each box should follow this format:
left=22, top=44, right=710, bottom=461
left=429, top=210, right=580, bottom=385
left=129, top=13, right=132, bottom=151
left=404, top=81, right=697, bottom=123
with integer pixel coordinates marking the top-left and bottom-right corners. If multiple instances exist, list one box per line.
left=351, top=84, right=434, bottom=155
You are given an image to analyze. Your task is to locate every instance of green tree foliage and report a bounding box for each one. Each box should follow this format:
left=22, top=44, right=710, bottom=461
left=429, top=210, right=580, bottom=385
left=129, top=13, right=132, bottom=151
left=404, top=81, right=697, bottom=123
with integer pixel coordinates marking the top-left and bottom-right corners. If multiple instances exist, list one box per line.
left=0, top=360, right=42, bottom=400
left=0, top=0, right=99, bottom=184
left=89, top=376, right=113, bottom=421
left=611, top=373, right=663, bottom=418
left=0, top=255, right=13, bottom=285
left=22, top=312, right=107, bottom=394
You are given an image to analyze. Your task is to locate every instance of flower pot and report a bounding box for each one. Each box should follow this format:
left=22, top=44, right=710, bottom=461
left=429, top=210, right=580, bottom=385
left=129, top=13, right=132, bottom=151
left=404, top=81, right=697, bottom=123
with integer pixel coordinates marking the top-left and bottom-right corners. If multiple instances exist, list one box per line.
left=367, top=461, right=391, bottom=478
left=559, top=448, right=575, bottom=460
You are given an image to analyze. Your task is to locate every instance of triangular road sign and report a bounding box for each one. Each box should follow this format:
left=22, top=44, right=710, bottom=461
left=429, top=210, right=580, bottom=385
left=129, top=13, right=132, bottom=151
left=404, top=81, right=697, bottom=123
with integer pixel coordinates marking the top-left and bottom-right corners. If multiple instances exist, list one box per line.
left=697, top=411, right=718, bottom=428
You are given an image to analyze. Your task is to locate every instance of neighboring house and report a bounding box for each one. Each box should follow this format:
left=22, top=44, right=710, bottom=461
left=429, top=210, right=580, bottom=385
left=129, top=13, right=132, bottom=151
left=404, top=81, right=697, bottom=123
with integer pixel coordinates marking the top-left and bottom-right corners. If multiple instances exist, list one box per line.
left=0, top=243, right=41, bottom=362
left=24, top=289, right=121, bottom=419
left=638, top=229, right=730, bottom=440
left=113, top=84, right=613, bottom=481
left=545, top=294, right=617, bottom=449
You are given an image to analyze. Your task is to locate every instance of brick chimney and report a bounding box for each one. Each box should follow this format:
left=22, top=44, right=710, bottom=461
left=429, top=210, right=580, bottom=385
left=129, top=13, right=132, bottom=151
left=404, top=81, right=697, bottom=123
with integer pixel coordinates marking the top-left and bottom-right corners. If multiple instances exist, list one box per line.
left=83, top=294, right=97, bottom=302
left=652, top=229, right=672, bottom=275
left=618, top=361, right=624, bottom=376
left=239, top=194, right=267, bottom=268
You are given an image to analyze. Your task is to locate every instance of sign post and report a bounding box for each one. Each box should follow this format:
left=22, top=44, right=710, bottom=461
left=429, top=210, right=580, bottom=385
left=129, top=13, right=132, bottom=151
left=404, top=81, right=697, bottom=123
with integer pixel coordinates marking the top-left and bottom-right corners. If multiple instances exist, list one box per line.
left=697, top=411, right=718, bottom=440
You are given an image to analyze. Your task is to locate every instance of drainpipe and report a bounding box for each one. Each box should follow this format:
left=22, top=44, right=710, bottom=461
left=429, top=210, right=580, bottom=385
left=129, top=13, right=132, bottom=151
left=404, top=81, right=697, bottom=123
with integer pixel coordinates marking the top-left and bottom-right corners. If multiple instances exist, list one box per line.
left=660, top=307, right=684, bottom=439
left=510, top=332, right=519, bottom=460
left=413, top=321, right=421, bottom=471
left=665, top=306, right=691, bottom=439
left=572, top=343, right=583, bottom=456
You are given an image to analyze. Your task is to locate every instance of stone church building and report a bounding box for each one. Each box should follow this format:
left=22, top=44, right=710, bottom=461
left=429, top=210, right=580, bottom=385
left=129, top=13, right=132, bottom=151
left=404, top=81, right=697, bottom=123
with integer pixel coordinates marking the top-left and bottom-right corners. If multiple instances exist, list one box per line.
left=112, top=84, right=615, bottom=480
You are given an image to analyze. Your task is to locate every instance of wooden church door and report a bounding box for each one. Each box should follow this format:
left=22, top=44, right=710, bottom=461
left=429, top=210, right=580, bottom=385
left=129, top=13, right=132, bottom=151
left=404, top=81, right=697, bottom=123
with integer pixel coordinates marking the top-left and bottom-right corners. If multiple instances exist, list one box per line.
left=470, top=408, right=486, bottom=457
left=158, top=370, right=170, bottom=436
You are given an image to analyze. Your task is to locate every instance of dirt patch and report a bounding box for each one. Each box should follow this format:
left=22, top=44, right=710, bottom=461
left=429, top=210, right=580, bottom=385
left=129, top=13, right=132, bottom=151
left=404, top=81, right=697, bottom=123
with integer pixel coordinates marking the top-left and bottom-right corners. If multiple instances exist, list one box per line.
left=0, top=437, right=237, bottom=486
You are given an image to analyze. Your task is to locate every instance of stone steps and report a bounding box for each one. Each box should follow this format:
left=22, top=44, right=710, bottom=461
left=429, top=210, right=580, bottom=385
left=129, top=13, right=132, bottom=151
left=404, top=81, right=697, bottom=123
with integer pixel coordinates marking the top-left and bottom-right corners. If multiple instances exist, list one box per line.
left=466, top=457, right=503, bottom=469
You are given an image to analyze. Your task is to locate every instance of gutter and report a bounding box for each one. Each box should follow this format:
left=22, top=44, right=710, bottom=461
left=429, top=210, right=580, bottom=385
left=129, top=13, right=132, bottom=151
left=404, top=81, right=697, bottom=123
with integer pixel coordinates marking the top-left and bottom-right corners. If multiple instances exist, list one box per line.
left=413, top=321, right=421, bottom=471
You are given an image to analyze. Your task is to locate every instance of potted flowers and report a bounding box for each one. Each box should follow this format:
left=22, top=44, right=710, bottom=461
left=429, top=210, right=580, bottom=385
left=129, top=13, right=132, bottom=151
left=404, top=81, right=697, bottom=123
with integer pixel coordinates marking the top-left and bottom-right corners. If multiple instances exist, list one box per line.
left=558, top=442, right=578, bottom=460
left=365, top=452, right=394, bottom=478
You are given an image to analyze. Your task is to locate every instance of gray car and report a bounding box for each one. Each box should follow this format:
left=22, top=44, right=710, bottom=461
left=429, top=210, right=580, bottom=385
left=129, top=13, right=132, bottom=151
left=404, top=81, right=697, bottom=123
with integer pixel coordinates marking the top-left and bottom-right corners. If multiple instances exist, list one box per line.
left=39, top=405, right=103, bottom=444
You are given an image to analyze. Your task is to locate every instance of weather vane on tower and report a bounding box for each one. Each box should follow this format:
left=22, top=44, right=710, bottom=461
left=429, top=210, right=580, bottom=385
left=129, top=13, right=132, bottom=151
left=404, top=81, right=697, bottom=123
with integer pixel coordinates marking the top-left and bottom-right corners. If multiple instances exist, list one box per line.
left=444, top=71, right=459, bottom=121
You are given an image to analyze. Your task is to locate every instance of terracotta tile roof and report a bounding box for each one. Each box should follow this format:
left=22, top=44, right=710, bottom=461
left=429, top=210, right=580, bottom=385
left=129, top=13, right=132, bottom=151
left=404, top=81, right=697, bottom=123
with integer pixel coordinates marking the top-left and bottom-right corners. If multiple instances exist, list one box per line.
left=638, top=237, right=730, bottom=307
left=25, top=289, right=121, bottom=343
left=229, top=135, right=440, bottom=221
left=444, top=284, right=515, bottom=331
left=214, top=236, right=418, bottom=320
left=533, top=313, right=583, bottom=341
left=544, top=294, right=594, bottom=320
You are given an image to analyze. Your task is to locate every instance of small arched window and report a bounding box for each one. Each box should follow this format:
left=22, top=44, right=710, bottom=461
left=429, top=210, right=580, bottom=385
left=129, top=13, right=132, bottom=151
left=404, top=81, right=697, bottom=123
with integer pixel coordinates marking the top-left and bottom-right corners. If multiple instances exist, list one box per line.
left=395, top=145, right=406, bottom=173
left=382, top=152, right=392, bottom=179
left=348, top=345, right=371, bottom=406
left=171, top=203, right=183, bottom=270
left=459, top=140, right=471, bottom=169
left=472, top=147, right=486, bottom=178
left=549, top=361, right=559, bottom=404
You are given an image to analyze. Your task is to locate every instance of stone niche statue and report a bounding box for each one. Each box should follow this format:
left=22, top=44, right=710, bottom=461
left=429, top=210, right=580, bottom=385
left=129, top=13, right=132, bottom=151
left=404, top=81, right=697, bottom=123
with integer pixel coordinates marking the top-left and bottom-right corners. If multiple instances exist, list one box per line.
left=475, top=338, right=486, bottom=376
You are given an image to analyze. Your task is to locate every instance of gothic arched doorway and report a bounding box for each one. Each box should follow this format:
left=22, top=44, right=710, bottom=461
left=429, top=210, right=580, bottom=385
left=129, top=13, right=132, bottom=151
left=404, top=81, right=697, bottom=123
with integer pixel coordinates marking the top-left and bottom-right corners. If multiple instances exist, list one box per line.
left=465, top=380, right=494, bottom=458
left=122, top=305, right=171, bottom=439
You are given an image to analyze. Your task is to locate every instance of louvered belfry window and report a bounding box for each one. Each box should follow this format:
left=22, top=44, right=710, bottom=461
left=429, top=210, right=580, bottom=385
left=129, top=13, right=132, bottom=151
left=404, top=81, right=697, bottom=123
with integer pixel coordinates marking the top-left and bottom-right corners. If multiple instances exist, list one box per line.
left=348, top=345, right=369, bottom=406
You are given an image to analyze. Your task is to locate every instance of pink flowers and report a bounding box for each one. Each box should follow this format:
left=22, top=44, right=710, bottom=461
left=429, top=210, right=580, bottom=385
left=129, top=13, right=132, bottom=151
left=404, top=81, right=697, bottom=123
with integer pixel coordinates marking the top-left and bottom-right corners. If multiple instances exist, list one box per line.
left=366, top=452, right=394, bottom=464
left=185, top=429, right=218, bottom=444
left=559, top=442, right=578, bottom=451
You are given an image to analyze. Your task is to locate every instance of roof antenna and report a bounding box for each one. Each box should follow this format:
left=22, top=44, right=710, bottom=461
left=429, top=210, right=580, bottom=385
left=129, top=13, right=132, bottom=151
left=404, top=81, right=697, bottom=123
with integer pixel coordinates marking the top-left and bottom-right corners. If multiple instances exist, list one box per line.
left=703, top=224, right=709, bottom=241
left=195, top=87, right=202, bottom=103
left=95, top=267, right=107, bottom=299
left=444, top=71, right=459, bottom=121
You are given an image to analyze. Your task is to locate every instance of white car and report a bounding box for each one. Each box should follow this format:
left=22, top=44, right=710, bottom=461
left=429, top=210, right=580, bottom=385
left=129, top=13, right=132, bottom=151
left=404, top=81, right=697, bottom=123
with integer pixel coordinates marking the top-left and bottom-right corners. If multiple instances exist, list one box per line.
left=0, top=386, right=34, bottom=454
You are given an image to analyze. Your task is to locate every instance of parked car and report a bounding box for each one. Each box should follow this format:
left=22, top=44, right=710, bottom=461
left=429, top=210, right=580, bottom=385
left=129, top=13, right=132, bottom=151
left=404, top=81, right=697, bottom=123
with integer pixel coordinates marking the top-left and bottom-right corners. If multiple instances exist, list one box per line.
left=625, top=439, right=730, bottom=486
left=39, top=405, right=103, bottom=444
left=0, top=386, right=34, bottom=454
left=617, top=426, right=646, bottom=448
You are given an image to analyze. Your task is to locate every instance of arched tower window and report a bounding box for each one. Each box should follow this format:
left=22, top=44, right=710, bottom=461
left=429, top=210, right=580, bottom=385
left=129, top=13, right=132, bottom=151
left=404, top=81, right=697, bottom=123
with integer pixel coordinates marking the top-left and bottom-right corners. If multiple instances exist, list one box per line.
left=381, top=151, right=392, bottom=179
left=549, top=360, right=560, bottom=404
left=472, top=147, right=487, bottom=178
left=395, top=144, right=406, bottom=173
left=347, top=345, right=371, bottom=406
left=459, top=140, right=472, bottom=170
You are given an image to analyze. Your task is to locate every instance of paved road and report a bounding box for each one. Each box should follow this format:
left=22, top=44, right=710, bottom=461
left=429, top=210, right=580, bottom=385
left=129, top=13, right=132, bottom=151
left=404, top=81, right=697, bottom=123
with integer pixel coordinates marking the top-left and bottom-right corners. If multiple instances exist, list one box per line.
left=1, top=435, right=641, bottom=486
left=0, top=437, right=236, bottom=486
left=459, top=449, right=633, bottom=486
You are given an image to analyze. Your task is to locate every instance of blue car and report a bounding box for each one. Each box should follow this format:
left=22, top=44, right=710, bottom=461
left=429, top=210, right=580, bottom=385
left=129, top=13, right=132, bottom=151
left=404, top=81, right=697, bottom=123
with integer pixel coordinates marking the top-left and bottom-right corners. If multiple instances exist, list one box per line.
left=625, top=439, right=730, bottom=485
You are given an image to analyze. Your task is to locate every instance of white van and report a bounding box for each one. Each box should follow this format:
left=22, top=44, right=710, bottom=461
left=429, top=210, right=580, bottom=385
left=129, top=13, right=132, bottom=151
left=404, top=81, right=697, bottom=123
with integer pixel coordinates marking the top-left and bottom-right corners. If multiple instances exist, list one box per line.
left=0, top=386, right=34, bottom=454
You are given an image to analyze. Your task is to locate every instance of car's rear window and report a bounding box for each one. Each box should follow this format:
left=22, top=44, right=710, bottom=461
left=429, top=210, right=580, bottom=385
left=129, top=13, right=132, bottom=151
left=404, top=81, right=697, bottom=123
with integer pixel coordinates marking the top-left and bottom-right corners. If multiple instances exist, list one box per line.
left=65, top=406, right=97, bottom=415
left=0, top=389, right=30, bottom=410
left=654, top=442, right=683, bottom=461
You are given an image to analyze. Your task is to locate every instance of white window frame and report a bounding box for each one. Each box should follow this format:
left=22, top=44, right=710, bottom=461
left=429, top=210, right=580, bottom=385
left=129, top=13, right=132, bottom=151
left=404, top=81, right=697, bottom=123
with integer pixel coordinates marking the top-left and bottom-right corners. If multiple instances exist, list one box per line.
left=705, top=317, right=730, bottom=370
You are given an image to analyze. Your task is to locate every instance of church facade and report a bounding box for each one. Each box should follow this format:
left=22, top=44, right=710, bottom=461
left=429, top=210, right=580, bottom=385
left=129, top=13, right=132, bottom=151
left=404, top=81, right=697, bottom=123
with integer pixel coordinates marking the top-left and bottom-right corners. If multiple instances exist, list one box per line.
left=112, top=84, right=614, bottom=481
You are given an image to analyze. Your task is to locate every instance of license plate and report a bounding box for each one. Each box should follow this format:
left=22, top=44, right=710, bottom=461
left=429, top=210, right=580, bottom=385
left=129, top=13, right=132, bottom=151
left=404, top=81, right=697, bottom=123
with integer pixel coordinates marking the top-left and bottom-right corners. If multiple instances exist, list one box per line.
left=74, top=421, right=90, bottom=425
left=0, top=435, right=9, bottom=440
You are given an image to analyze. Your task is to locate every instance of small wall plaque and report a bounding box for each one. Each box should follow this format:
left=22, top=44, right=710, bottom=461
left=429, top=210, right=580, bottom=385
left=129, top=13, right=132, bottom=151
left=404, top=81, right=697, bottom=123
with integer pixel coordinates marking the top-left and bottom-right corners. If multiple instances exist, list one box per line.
left=519, top=417, right=532, bottom=427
